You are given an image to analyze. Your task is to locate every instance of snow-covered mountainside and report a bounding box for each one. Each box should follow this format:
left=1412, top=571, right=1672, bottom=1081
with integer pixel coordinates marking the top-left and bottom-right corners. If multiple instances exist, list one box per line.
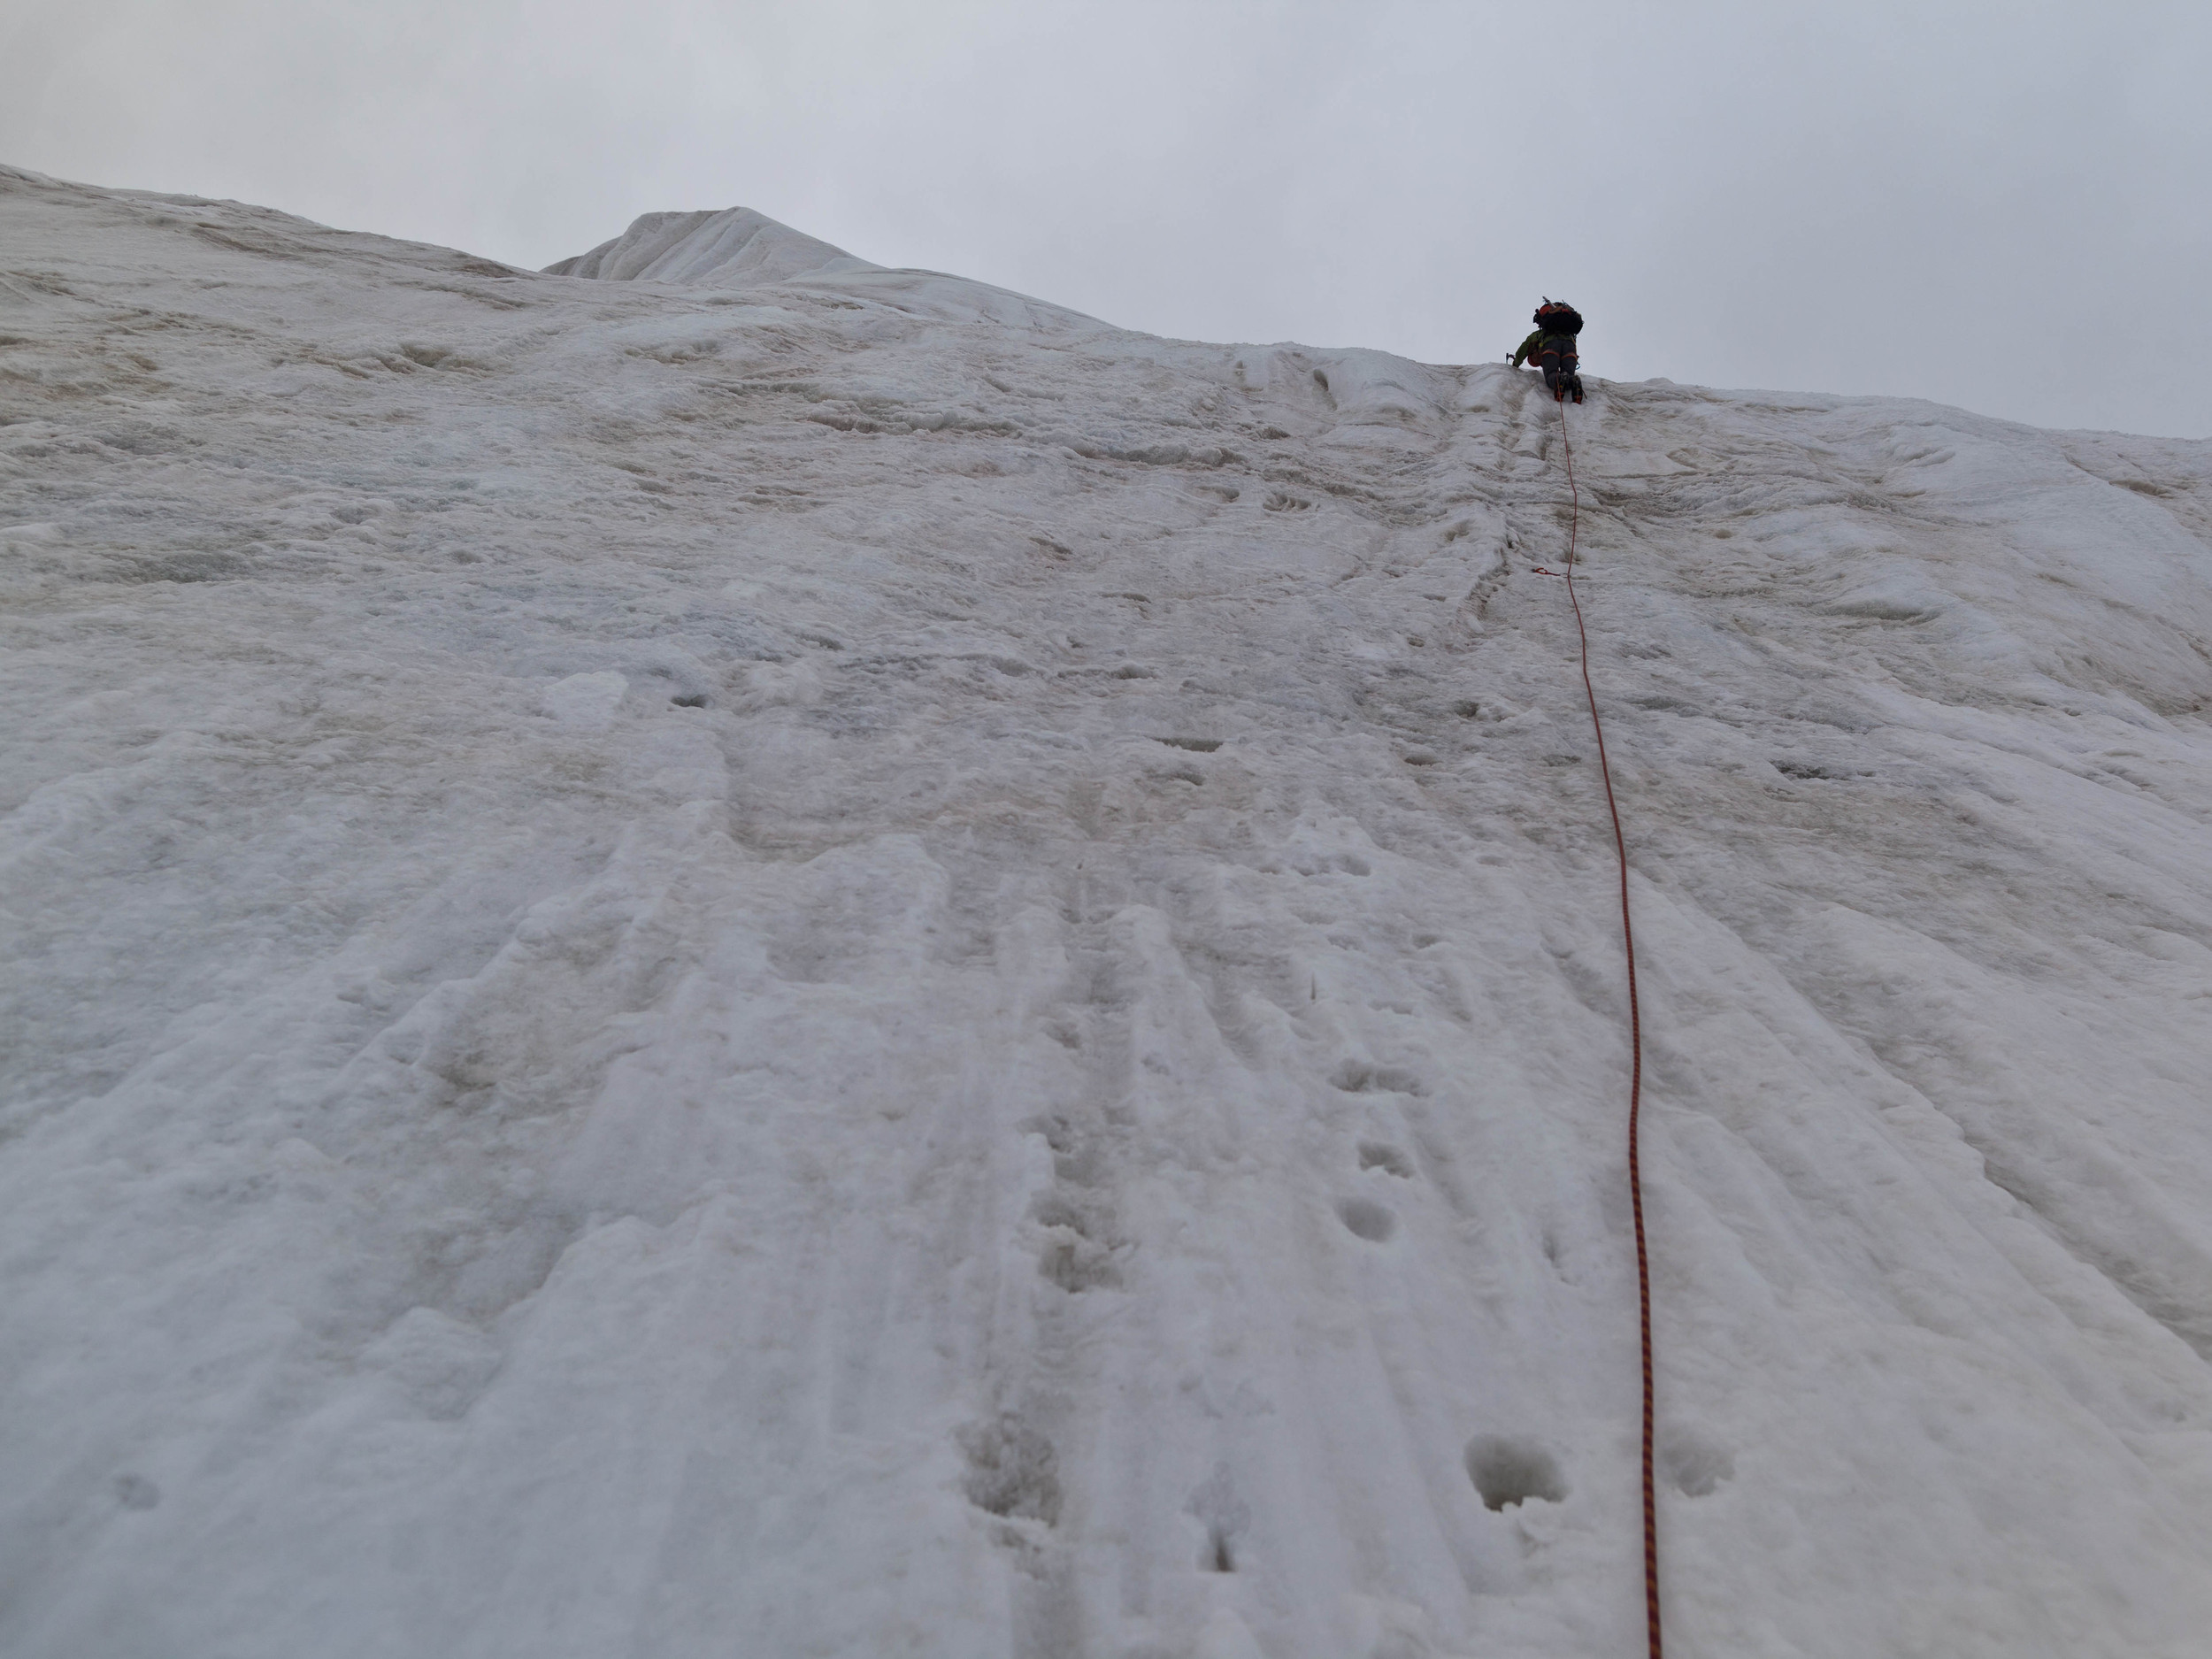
left=4, top=163, right=2212, bottom=1659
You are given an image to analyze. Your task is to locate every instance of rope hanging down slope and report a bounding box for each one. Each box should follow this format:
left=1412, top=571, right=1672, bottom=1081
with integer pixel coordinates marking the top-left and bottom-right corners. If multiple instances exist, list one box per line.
left=1550, top=398, right=1663, bottom=1658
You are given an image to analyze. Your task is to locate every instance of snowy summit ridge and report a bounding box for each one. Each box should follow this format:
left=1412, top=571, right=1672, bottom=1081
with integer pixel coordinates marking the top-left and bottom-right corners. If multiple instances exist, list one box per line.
left=4, top=165, right=2212, bottom=1659
left=544, top=201, right=1097, bottom=330
left=542, top=205, right=879, bottom=288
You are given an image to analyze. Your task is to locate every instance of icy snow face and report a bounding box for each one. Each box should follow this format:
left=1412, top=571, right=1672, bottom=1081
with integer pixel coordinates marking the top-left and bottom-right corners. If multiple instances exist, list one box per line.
left=4, top=162, right=2212, bottom=1659
left=542, top=204, right=879, bottom=288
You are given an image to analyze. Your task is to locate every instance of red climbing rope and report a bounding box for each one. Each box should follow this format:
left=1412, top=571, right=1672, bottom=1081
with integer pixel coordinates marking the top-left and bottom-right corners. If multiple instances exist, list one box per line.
left=1552, top=396, right=1662, bottom=1658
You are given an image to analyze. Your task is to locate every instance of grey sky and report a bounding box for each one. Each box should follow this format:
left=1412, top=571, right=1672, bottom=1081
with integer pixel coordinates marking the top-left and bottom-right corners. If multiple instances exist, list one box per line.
left=6, top=0, right=2208, bottom=438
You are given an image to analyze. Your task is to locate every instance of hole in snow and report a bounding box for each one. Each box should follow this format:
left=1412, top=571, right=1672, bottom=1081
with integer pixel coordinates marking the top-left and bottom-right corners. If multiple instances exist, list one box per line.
left=113, top=1474, right=161, bottom=1511
left=1464, top=1435, right=1566, bottom=1510
left=1357, top=1141, right=1416, bottom=1179
left=1187, top=1464, right=1250, bottom=1572
left=1292, top=849, right=1371, bottom=878
left=1336, top=1197, right=1397, bottom=1242
left=670, top=693, right=708, bottom=708
left=1332, top=1060, right=1425, bottom=1095
left=1038, top=1228, right=1119, bottom=1292
left=957, top=1417, right=1063, bottom=1525
left=1452, top=699, right=1480, bottom=718
left=1658, top=1426, right=1735, bottom=1497
left=1155, top=736, right=1223, bottom=752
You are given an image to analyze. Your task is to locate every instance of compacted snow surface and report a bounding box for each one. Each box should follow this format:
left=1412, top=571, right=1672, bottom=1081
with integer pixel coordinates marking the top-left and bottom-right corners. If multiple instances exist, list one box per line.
left=5, top=165, right=2212, bottom=1659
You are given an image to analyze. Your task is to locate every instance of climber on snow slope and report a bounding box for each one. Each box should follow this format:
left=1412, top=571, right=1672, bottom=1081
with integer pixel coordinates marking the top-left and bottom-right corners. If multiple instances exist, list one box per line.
left=1511, top=300, right=1585, bottom=404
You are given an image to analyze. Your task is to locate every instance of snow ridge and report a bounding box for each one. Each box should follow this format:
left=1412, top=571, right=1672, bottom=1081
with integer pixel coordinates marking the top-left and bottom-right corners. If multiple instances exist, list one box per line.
left=542, top=205, right=878, bottom=288
left=542, top=201, right=1107, bottom=331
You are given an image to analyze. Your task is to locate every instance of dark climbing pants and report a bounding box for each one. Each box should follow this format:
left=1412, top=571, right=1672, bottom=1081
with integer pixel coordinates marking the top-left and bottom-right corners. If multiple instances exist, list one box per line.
left=1539, top=348, right=1583, bottom=403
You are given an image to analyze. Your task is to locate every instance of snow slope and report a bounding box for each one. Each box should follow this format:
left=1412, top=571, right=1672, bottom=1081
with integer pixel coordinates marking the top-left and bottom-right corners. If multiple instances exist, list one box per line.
left=4, top=162, right=2212, bottom=1659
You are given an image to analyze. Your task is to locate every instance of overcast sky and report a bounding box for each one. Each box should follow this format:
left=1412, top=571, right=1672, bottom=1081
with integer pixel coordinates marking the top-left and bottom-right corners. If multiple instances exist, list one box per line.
left=5, top=1, right=2208, bottom=438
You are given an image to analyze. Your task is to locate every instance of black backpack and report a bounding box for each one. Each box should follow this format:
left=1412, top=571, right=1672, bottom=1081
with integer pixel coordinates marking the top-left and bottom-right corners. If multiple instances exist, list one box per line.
left=1534, top=302, right=1583, bottom=337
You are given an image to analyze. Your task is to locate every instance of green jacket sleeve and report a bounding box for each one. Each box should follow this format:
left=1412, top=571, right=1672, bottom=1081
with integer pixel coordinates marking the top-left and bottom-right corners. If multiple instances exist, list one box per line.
left=1510, top=328, right=1545, bottom=368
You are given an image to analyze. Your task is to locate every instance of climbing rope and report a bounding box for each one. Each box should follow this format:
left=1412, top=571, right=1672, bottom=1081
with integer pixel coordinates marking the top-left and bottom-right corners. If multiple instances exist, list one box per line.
left=1551, top=395, right=1662, bottom=1658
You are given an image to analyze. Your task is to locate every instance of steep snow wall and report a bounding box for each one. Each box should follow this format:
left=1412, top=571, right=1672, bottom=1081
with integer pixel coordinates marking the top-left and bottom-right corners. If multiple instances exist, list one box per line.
left=4, top=163, right=2212, bottom=1659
